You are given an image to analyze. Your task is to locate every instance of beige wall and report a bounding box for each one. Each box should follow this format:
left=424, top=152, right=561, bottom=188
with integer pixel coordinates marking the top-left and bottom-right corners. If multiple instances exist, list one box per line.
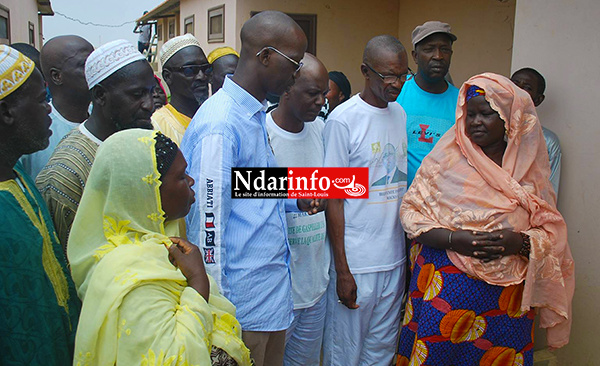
left=397, top=0, right=515, bottom=86
left=512, top=0, right=600, bottom=364
left=235, top=0, right=400, bottom=95
left=0, top=0, right=41, bottom=48
left=231, top=0, right=513, bottom=95
left=180, top=0, right=238, bottom=55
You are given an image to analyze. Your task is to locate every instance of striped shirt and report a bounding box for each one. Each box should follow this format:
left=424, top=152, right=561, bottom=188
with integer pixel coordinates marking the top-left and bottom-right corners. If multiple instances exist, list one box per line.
left=181, top=76, right=296, bottom=332
left=36, top=124, right=99, bottom=254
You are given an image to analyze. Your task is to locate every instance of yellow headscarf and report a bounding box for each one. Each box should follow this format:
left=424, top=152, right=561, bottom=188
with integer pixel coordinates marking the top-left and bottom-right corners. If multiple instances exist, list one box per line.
left=68, top=129, right=251, bottom=366
left=207, top=46, right=239, bottom=64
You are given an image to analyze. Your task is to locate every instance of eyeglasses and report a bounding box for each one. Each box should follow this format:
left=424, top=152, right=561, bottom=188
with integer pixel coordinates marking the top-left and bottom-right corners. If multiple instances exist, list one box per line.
left=365, top=63, right=414, bottom=84
left=256, top=46, right=303, bottom=74
left=169, top=63, right=212, bottom=77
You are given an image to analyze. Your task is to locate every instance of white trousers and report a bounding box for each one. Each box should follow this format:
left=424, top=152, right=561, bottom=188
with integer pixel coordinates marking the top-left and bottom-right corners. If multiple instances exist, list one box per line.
left=283, top=293, right=327, bottom=366
left=322, top=265, right=406, bottom=366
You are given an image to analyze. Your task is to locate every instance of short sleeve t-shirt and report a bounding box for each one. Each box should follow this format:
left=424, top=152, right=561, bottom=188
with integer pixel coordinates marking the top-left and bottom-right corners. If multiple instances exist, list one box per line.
left=397, top=77, right=459, bottom=186
left=266, top=112, right=329, bottom=309
left=323, top=94, right=407, bottom=274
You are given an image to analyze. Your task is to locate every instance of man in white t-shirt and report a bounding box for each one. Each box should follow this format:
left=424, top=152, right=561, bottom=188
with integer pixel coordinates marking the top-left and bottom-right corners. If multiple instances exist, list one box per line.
left=266, top=53, right=329, bottom=366
left=322, top=35, right=410, bottom=365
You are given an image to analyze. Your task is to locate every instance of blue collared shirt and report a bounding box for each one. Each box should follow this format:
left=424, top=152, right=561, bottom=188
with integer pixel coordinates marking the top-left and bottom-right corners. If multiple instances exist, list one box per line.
left=181, top=76, right=295, bottom=331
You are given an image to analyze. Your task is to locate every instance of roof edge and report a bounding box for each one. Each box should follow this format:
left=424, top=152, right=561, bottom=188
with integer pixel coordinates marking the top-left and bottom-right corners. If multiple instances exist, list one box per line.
left=37, top=0, right=54, bottom=16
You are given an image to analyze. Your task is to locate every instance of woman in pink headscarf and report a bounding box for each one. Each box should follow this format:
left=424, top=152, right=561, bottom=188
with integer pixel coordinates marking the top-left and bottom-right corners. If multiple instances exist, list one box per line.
left=396, top=73, right=574, bottom=366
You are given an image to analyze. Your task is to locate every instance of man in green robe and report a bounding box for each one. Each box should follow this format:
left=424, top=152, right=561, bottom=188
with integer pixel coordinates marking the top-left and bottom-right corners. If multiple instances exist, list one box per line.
left=0, top=45, right=80, bottom=365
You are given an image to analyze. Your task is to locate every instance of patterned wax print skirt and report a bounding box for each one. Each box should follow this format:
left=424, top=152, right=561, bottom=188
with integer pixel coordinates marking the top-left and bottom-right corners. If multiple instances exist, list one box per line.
left=396, top=241, right=535, bottom=366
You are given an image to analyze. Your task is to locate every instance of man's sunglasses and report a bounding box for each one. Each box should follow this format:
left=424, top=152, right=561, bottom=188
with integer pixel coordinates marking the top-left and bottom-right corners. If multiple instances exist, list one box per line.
left=169, top=63, right=212, bottom=77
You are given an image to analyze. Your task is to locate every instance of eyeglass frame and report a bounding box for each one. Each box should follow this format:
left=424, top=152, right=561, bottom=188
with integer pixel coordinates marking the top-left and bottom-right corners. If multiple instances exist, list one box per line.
left=364, top=63, right=414, bottom=84
left=256, top=46, right=303, bottom=74
left=166, top=63, right=213, bottom=78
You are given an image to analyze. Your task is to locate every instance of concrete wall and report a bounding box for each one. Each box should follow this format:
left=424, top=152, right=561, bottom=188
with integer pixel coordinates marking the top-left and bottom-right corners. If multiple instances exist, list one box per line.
left=512, top=0, right=600, bottom=364
left=0, top=0, right=41, bottom=48
left=397, top=0, right=515, bottom=86
left=180, top=0, right=238, bottom=55
left=235, top=0, right=400, bottom=95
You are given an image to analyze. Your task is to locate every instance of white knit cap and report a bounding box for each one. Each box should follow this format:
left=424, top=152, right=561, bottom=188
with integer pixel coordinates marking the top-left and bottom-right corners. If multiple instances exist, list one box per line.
left=85, top=39, right=146, bottom=89
left=159, top=33, right=202, bottom=68
left=0, top=45, right=35, bottom=100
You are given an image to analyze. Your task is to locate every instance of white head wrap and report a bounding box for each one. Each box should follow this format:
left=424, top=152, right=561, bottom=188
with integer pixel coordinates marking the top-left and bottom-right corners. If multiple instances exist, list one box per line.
left=85, top=39, right=146, bottom=89
left=0, top=45, right=36, bottom=100
left=159, top=33, right=202, bottom=68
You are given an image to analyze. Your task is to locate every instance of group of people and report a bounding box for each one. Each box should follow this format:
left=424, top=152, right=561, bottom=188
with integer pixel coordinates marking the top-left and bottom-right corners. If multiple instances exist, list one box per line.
left=0, top=9, right=574, bottom=366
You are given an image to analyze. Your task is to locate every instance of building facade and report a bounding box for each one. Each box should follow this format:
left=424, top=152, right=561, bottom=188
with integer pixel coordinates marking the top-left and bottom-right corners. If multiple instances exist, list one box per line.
left=0, top=0, right=53, bottom=49
left=138, top=0, right=516, bottom=89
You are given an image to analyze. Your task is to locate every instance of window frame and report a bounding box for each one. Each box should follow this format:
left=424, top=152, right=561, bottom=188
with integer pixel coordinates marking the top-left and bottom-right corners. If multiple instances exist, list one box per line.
left=207, top=5, right=224, bottom=43
left=157, top=23, right=163, bottom=41
left=28, top=21, right=34, bottom=46
left=168, top=18, right=176, bottom=40
left=184, top=15, right=194, bottom=35
left=0, top=6, right=10, bottom=45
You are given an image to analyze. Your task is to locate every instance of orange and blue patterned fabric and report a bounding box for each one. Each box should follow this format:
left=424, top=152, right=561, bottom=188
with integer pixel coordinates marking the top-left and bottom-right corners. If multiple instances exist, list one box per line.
left=396, top=241, right=535, bottom=366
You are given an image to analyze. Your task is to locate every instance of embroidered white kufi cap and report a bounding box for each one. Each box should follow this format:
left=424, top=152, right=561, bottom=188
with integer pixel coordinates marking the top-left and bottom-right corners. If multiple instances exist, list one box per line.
left=85, top=39, right=146, bottom=89
left=159, top=33, right=202, bottom=68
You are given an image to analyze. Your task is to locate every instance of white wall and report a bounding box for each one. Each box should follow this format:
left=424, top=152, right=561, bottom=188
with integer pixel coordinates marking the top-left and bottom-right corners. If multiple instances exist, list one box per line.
left=512, top=1, right=600, bottom=364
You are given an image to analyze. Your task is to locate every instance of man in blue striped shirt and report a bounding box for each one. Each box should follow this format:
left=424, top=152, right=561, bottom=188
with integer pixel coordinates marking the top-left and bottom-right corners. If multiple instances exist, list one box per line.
left=182, top=11, right=322, bottom=366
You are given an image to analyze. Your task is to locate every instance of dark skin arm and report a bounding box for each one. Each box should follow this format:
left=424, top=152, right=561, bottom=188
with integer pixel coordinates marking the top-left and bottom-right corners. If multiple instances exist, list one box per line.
left=167, top=237, right=210, bottom=301
left=416, top=228, right=524, bottom=262
left=326, top=198, right=358, bottom=309
left=298, top=198, right=327, bottom=214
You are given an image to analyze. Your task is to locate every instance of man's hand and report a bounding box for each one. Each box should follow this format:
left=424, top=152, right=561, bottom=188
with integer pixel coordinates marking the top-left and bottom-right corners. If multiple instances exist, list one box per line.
left=336, top=270, right=359, bottom=309
left=297, top=198, right=327, bottom=215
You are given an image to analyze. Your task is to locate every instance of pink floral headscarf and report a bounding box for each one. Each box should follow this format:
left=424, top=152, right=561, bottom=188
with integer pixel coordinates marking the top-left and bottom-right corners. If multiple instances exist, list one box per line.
left=400, top=72, right=575, bottom=348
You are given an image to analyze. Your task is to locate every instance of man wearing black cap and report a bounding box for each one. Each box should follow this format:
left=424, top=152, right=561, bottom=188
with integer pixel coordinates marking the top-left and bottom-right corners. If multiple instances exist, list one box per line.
left=398, top=21, right=459, bottom=186
left=326, top=71, right=351, bottom=114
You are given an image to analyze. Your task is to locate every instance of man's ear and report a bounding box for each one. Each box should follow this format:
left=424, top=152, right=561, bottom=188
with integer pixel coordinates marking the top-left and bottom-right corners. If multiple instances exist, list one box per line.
left=338, top=90, right=346, bottom=102
left=360, top=63, right=370, bottom=78
left=534, top=93, right=545, bottom=107
left=91, top=85, right=108, bottom=107
left=162, top=68, right=172, bottom=86
left=256, top=48, right=270, bottom=66
left=283, top=86, right=293, bottom=99
left=412, top=49, right=418, bottom=65
left=0, top=100, right=15, bottom=127
left=49, top=67, right=62, bottom=86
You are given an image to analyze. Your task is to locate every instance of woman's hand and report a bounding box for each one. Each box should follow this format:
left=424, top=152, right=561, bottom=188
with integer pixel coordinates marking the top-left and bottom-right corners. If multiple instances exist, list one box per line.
left=449, top=230, right=504, bottom=262
left=167, top=237, right=210, bottom=300
left=450, top=230, right=523, bottom=262
left=482, top=229, right=524, bottom=256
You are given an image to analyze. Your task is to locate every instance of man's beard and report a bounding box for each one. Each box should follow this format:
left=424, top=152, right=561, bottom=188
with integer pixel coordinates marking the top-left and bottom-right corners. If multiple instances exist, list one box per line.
left=193, top=90, right=209, bottom=105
